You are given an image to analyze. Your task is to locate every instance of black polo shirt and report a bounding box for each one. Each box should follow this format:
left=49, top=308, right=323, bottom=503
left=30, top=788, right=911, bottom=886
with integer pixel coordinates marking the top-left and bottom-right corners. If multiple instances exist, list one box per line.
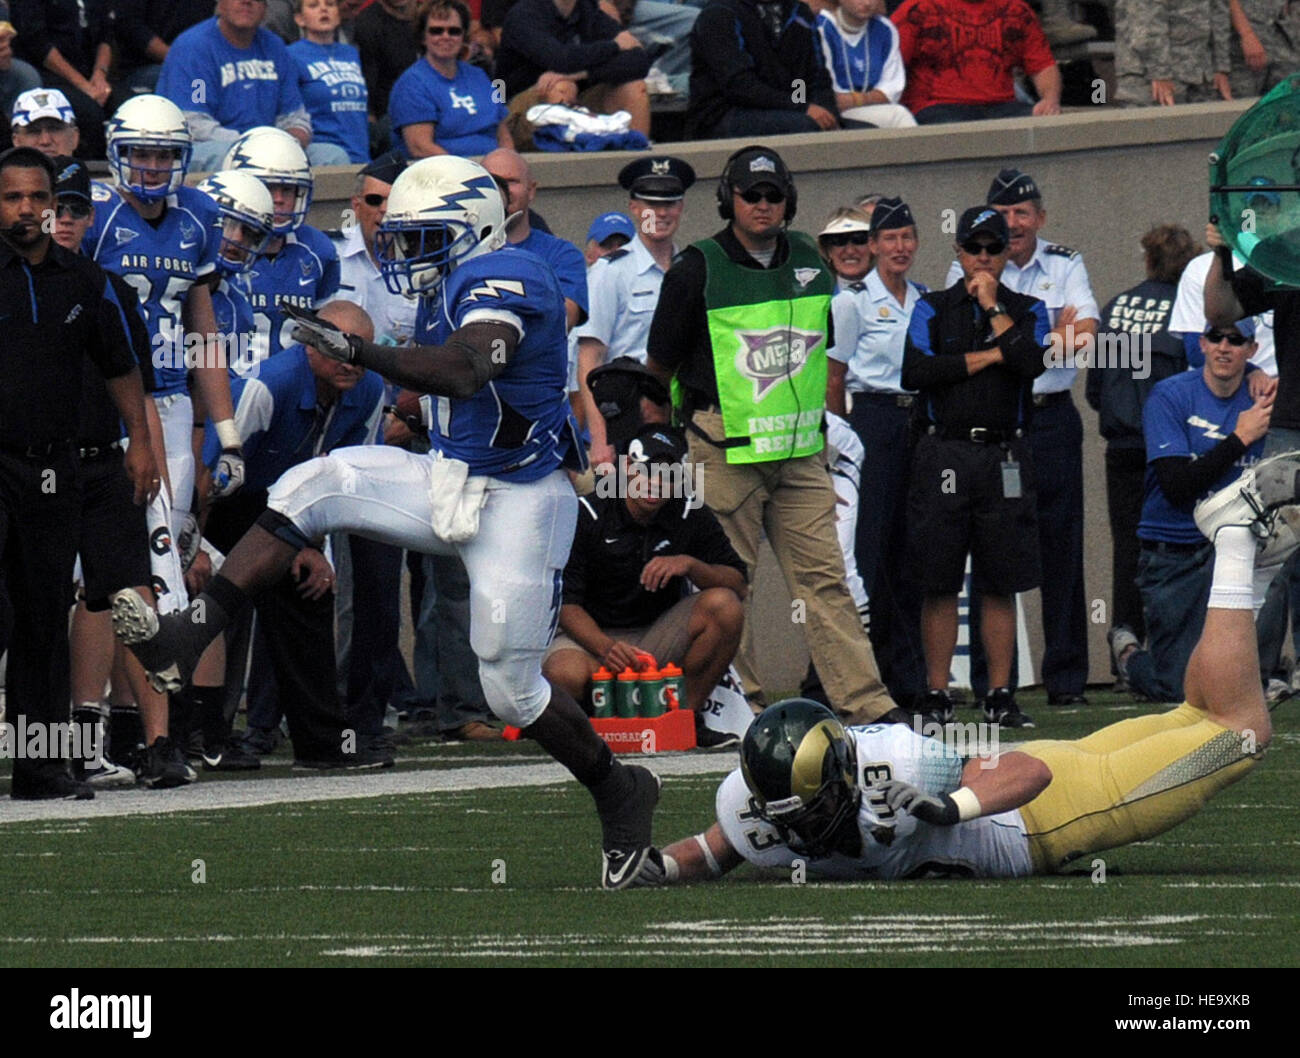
left=900, top=278, right=1050, bottom=433
left=647, top=226, right=836, bottom=410
left=78, top=271, right=155, bottom=447
left=0, top=241, right=139, bottom=449
left=562, top=491, right=748, bottom=629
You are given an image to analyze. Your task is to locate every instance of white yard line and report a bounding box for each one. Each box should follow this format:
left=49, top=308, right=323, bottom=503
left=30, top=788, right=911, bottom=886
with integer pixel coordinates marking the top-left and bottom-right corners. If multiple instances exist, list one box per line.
left=0, top=753, right=737, bottom=824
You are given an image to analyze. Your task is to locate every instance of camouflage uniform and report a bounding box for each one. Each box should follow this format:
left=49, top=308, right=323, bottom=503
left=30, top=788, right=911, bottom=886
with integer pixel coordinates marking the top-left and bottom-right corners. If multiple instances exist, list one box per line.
left=1229, top=0, right=1300, bottom=98
left=1114, top=0, right=1233, bottom=104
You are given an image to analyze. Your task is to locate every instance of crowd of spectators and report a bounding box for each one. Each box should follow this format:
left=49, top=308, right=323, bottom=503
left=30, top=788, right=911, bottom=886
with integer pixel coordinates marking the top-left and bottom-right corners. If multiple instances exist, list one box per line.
left=1, top=0, right=1287, bottom=167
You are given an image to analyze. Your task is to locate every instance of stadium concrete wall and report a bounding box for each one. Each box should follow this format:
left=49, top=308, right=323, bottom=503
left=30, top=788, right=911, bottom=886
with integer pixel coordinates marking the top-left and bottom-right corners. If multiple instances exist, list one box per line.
left=304, top=100, right=1256, bottom=696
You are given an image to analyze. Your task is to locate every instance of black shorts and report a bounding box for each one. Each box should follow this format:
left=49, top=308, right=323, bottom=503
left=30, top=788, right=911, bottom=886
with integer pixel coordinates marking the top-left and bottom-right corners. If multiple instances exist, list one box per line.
left=906, top=432, right=1041, bottom=596
left=78, top=452, right=150, bottom=607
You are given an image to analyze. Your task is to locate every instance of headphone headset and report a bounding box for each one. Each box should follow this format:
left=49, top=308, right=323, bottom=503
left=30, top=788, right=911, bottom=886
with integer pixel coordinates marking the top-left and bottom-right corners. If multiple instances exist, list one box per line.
left=715, top=144, right=797, bottom=224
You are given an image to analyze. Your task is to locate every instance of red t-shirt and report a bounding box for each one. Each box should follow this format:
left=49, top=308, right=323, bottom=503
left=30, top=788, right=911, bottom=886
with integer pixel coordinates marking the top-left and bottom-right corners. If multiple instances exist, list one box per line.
left=892, top=0, right=1055, bottom=113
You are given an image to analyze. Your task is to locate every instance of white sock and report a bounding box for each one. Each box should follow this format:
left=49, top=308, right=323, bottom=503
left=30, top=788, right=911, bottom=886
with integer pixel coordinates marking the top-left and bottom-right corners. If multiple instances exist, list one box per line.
left=1208, top=525, right=1256, bottom=610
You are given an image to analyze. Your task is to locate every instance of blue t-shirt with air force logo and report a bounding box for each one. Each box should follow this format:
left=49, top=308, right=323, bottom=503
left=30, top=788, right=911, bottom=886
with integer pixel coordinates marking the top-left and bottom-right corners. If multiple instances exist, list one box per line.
left=1139, top=369, right=1264, bottom=543
left=387, top=58, right=507, bottom=157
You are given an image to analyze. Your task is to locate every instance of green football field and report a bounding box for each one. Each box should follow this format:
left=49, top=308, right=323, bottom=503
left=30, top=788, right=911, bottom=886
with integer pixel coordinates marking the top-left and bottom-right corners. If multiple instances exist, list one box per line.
left=2, top=693, right=1298, bottom=968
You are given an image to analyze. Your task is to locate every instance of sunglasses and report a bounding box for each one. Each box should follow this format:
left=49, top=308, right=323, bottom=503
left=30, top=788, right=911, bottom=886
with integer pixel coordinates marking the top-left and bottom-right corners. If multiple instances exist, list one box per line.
left=1204, top=330, right=1252, bottom=346
left=361, top=193, right=386, bottom=207
left=961, top=239, right=1005, bottom=256
left=740, top=187, right=785, bottom=205
left=426, top=24, right=464, bottom=36
left=56, top=199, right=91, bottom=219
left=824, top=231, right=870, bottom=247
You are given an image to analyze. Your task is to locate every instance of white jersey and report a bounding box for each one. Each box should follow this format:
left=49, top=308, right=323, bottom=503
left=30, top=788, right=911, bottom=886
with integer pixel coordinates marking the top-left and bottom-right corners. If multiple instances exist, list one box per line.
left=717, top=724, right=1033, bottom=879
left=1169, top=250, right=1276, bottom=376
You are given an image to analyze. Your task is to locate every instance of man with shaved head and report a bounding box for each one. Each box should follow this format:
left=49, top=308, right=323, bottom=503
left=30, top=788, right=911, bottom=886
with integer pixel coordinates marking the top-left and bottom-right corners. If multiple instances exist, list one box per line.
left=200, top=298, right=394, bottom=769
left=482, top=147, right=588, bottom=333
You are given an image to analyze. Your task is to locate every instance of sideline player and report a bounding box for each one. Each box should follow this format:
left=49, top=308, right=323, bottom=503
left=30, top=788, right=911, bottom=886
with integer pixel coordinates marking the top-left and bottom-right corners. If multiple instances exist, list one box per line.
left=220, top=126, right=340, bottom=372
left=634, top=453, right=1300, bottom=883
left=111, top=155, right=662, bottom=889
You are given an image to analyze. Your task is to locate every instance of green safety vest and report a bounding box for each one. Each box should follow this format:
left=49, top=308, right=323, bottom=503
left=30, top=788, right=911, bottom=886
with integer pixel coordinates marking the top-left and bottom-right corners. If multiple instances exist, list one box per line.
left=695, top=233, right=834, bottom=464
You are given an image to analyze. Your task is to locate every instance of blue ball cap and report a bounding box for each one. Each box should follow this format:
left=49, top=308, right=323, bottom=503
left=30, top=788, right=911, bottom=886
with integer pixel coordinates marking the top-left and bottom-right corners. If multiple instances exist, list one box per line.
left=586, top=211, right=636, bottom=244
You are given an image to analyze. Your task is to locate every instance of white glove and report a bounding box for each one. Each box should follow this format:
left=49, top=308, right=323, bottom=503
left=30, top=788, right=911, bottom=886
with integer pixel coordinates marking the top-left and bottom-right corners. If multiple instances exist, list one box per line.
left=212, top=447, right=245, bottom=498
left=284, top=304, right=360, bottom=364
left=176, top=510, right=202, bottom=571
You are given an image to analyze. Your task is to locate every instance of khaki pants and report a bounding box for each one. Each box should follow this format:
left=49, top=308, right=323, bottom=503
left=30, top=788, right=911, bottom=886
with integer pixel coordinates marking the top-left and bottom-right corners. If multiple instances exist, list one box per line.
left=686, top=410, right=896, bottom=724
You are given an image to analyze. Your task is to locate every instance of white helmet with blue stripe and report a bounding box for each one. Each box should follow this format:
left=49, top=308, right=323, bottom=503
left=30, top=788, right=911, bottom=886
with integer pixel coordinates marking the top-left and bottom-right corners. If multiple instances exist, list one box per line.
left=105, top=94, right=193, bottom=201
left=374, top=155, right=506, bottom=297
left=220, top=127, right=313, bottom=234
left=195, top=170, right=275, bottom=275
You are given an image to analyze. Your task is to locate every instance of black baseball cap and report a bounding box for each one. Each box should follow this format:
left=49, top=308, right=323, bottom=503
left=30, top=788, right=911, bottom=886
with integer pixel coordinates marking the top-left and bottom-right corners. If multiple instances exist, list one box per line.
left=52, top=154, right=90, bottom=202
left=956, top=206, right=1010, bottom=245
left=359, top=150, right=407, bottom=187
left=729, top=147, right=790, bottom=194
left=628, top=424, right=688, bottom=466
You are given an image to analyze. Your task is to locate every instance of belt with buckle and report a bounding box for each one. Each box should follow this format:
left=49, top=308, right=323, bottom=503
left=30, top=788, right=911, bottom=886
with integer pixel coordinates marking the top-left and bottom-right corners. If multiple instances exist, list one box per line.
left=929, top=425, right=1023, bottom=444
left=78, top=440, right=124, bottom=460
left=855, top=391, right=914, bottom=408
left=0, top=439, right=74, bottom=460
left=1032, top=391, right=1071, bottom=408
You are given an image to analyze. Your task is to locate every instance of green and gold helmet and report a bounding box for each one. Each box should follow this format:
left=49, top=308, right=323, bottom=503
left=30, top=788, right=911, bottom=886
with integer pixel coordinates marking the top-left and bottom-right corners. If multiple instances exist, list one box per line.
left=740, top=699, right=859, bottom=857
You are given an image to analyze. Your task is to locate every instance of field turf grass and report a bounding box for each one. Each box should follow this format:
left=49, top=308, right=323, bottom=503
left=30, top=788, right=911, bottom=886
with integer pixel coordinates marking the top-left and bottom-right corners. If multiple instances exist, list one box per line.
left=1, top=692, right=1298, bottom=967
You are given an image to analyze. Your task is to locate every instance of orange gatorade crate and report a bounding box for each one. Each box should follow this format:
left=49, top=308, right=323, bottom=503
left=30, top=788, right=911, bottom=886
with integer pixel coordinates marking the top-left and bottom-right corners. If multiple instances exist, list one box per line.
left=589, top=704, right=696, bottom=754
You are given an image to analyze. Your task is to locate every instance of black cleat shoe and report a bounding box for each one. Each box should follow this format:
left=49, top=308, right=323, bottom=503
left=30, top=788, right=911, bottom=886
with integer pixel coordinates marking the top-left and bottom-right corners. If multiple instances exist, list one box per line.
left=694, top=715, right=740, bottom=750
left=11, top=771, right=95, bottom=801
left=240, top=726, right=284, bottom=756
left=292, top=736, right=396, bottom=771
left=920, top=688, right=955, bottom=725
left=110, top=590, right=201, bottom=694
left=599, top=764, right=661, bottom=890
left=984, top=688, right=1034, bottom=729
left=138, top=736, right=198, bottom=789
left=1046, top=692, right=1089, bottom=706
left=202, top=739, right=262, bottom=771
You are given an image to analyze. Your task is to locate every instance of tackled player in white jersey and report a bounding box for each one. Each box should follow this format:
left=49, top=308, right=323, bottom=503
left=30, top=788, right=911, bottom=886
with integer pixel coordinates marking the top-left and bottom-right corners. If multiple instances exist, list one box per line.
left=110, top=156, right=662, bottom=888
left=635, top=451, right=1300, bottom=884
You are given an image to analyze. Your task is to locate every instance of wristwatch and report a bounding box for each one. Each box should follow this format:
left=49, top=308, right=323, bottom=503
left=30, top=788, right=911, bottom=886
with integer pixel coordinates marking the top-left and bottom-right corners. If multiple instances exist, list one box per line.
left=984, top=302, right=1008, bottom=319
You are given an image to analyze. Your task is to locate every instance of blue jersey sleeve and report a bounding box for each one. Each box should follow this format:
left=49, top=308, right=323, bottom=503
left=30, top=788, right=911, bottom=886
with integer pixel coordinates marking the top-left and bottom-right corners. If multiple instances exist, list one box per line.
left=1143, top=378, right=1193, bottom=463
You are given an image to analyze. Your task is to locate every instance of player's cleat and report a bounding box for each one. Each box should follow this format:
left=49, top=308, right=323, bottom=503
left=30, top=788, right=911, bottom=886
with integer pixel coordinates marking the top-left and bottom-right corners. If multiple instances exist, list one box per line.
left=11, top=770, right=95, bottom=801
left=1107, top=625, right=1140, bottom=681
left=82, top=761, right=137, bottom=788
left=920, top=688, right=955, bottom=725
left=984, top=688, right=1034, bottom=729
left=202, top=739, right=261, bottom=771
left=694, top=715, right=740, bottom=750
left=1193, top=450, right=1300, bottom=544
left=599, top=764, right=661, bottom=890
left=109, top=589, right=202, bottom=694
left=137, top=736, right=197, bottom=789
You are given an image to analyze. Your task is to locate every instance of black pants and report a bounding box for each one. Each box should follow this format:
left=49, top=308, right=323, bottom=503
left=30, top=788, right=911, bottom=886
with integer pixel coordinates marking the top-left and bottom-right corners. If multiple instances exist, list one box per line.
left=1104, top=445, right=1147, bottom=642
left=206, top=491, right=346, bottom=759
left=343, top=534, right=410, bottom=736
left=0, top=448, right=80, bottom=789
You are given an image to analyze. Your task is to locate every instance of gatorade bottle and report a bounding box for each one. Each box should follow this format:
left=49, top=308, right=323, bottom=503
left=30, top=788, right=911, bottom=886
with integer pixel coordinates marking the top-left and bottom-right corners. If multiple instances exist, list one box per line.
left=590, top=667, right=614, bottom=718
left=661, top=663, right=685, bottom=710
left=615, top=668, right=641, bottom=718
left=640, top=666, right=665, bottom=717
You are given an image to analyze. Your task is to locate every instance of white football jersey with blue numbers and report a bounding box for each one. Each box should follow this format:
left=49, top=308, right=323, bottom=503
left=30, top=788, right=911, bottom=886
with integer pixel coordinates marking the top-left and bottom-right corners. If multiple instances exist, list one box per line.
left=716, top=724, right=1033, bottom=879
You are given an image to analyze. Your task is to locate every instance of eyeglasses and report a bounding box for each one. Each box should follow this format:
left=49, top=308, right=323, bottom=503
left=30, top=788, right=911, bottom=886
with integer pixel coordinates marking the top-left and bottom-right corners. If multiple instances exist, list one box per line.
left=1204, top=330, right=1252, bottom=346
left=426, top=24, right=464, bottom=36
left=740, top=188, right=785, bottom=205
left=824, top=231, right=870, bottom=247
left=361, top=193, right=386, bottom=208
left=56, top=199, right=91, bottom=219
left=960, top=239, right=1005, bottom=256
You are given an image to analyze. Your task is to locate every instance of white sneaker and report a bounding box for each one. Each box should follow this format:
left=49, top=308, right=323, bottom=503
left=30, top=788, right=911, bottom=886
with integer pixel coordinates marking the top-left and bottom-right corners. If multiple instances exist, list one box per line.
left=82, top=761, right=136, bottom=788
left=1194, top=451, right=1300, bottom=543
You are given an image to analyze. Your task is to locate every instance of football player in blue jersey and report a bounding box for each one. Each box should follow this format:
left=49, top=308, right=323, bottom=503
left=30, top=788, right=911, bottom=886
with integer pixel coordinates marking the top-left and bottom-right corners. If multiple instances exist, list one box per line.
left=84, top=95, right=246, bottom=535
left=111, top=155, right=662, bottom=889
left=220, top=127, right=341, bottom=369
left=194, top=170, right=274, bottom=379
